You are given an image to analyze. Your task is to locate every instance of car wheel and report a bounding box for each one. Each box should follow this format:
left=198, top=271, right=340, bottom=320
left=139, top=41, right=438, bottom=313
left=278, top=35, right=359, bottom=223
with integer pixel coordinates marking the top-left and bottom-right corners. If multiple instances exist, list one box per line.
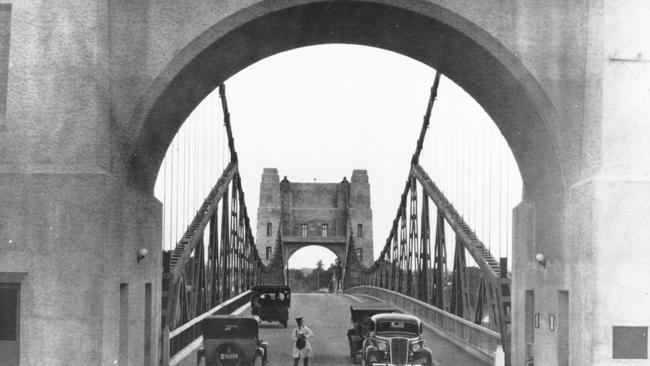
left=254, top=355, right=263, bottom=366
left=197, top=355, right=206, bottom=366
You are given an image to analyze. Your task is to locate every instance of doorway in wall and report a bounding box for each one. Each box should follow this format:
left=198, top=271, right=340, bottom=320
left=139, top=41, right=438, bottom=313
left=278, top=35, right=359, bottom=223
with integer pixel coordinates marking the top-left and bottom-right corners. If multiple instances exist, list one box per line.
left=0, top=283, right=19, bottom=366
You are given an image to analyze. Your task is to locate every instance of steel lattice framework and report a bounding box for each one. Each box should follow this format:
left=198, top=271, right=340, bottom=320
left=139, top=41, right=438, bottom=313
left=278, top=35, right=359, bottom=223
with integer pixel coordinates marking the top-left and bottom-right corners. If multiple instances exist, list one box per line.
left=343, top=71, right=512, bottom=361
left=160, top=85, right=285, bottom=364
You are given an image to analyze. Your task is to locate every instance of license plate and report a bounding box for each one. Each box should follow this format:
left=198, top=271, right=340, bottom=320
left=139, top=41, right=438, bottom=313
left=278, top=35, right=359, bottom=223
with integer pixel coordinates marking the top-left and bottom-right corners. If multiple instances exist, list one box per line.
left=219, top=353, right=239, bottom=360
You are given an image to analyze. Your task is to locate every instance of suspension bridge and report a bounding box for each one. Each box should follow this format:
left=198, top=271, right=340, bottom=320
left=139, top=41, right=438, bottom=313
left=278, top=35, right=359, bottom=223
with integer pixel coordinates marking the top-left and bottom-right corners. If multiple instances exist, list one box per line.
left=161, top=75, right=514, bottom=366
left=1, top=2, right=649, bottom=366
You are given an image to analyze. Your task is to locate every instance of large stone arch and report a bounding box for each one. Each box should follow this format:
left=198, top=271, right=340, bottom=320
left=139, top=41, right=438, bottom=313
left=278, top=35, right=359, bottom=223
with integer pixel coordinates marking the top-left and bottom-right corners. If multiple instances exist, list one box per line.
left=127, top=0, right=565, bottom=199
left=124, top=3, right=568, bottom=364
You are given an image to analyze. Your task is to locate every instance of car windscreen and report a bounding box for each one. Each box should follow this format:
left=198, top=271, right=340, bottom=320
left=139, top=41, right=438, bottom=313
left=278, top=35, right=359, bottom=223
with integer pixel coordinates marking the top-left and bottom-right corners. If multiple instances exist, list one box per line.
left=202, top=321, right=258, bottom=339
left=353, top=310, right=395, bottom=323
left=252, top=290, right=290, bottom=306
left=375, top=320, right=419, bottom=335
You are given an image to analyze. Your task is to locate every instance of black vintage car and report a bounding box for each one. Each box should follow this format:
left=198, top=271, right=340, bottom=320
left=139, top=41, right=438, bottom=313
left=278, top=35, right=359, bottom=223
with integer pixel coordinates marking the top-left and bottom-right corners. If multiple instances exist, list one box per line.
left=250, top=284, right=291, bottom=327
left=197, top=315, right=269, bottom=366
left=361, top=313, right=433, bottom=366
left=346, top=304, right=399, bottom=363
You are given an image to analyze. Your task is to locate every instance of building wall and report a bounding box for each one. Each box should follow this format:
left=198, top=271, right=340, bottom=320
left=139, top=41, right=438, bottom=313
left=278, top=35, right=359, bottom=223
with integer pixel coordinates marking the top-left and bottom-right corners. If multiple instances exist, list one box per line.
left=349, top=170, right=373, bottom=266
left=256, top=168, right=281, bottom=265
left=256, top=169, right=374, bottom=267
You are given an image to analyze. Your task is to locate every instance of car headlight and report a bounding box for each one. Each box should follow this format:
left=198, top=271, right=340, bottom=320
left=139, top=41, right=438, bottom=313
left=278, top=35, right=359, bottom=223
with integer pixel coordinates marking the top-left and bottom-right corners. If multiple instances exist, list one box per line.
left=377, top=341, right=387, bottom=351
left=411, top=342, right=422, bottom=351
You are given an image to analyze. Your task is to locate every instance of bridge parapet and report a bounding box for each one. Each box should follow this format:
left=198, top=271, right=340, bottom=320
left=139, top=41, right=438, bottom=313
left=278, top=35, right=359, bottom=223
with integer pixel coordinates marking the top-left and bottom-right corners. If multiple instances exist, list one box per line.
left=167, top=290, right=251, bottom=366
left=345, top=286, right=500, bottom=364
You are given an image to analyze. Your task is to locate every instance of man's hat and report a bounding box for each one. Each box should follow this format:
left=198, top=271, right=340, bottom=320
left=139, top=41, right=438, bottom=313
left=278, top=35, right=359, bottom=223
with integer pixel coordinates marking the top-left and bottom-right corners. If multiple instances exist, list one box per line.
left=295, top=317, right=303, bottom=322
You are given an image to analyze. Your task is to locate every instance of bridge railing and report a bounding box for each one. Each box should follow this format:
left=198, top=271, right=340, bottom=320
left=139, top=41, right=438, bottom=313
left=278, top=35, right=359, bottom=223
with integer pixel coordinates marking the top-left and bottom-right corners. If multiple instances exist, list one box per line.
left=166, top=290, right=251, bottom=365
left=342, top=71, right=511, bottom=363
left=346, top=285, right=500, bottom=362
left=161, top=84, right=285, bottom=365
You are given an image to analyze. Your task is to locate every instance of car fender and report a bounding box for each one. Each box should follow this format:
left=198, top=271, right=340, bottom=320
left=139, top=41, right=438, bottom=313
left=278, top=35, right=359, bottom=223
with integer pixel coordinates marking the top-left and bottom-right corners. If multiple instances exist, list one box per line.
left=364, top=344, right=380, bottom=361
left=196, top=347, right=205, bottom=366
left=412, top=347, right=433, bottom=365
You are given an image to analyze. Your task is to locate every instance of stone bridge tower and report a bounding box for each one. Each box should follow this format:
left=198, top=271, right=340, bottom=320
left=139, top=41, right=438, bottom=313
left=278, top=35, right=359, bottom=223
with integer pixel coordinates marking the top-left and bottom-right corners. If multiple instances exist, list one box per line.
left=256, top=169, right=373, bottom=267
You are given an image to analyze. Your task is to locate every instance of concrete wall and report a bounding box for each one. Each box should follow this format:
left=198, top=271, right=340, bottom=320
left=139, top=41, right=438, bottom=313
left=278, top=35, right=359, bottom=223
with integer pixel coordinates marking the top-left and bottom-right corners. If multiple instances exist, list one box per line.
left=0, top=2, right=161, bottom=365
left=349, top=170, right=373, bottom=266
left=256, top=168, right=281, bottom=265
left=0, top=174, right=161, bottom=366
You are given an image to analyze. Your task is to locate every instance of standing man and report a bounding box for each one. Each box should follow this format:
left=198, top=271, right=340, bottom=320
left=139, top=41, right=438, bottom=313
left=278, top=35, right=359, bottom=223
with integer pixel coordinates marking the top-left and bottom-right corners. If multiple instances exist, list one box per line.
left=292, top=317, right=314, bottom=366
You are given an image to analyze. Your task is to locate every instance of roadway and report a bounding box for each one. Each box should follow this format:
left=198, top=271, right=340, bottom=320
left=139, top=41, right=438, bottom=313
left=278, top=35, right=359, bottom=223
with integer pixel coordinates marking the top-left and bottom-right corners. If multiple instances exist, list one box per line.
left=177, top=293, right=488, bottom=366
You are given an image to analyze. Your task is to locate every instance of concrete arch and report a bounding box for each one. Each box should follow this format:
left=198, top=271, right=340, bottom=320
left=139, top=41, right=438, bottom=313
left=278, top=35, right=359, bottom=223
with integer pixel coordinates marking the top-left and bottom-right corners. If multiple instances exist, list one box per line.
left=123, top=4, right=571, bottom=363
left=127, top=0, right=565, bottom=204
left=284, top=243, right=346, bottom=270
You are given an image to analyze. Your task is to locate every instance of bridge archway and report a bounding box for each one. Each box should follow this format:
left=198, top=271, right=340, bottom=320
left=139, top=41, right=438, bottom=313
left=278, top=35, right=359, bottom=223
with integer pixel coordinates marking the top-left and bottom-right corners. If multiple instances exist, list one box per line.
left=285, top=244, right=345, bottom=270
left=285, top=245, right=343, bottom=292
left=127, top=2, right=566, bottom=365
left=129, top=0, right=564, bottom=200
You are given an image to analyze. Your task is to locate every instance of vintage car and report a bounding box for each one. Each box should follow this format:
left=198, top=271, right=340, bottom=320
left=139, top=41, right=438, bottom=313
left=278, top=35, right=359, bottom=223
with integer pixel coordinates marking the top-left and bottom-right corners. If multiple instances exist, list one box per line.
left=361, top=313, right=433, bottom=366
left=197, top=315, right=269, bottom=366
left=346, top=304, right=399, bottom=363
left=250, top=284, right=291, bottom=327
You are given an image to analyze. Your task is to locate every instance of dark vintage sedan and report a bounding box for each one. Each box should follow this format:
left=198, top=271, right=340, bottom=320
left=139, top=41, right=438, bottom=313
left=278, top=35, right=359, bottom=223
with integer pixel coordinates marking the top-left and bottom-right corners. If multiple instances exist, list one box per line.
left=362, top=313, right=433, bottom=366
left=250, top=284, right=291, bottom=328
left=197, top=315, right=268, bottom=366
left=346, top=304, right=399, bottom=363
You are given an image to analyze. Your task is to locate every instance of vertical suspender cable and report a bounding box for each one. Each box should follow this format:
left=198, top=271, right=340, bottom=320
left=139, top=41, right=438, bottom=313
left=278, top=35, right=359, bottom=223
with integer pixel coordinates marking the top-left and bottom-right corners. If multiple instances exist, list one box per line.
left=474, top=120, right=479, bottom=232
left=488, top=127, right=492, bottom=252
left=465, top=120, right=474, bottom=227
left=191, top=119, right=196, bottom=213
left=171, top=139, right=177, bottom=247
left=163, top=157, right=167, bottom=250
left=481, top=122, right=486, bottom=242
left=180, top=127, right=185, bottom=234
left=498, top=141, right=503, bottom=258
left=186, top=125, right=190, bottom=228
left=506, top=155, right=512, bottom=263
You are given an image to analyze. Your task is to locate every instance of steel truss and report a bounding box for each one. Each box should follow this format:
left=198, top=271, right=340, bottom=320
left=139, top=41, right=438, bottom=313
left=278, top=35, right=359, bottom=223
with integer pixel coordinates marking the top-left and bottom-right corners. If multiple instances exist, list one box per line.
left=343, top=71, right=511, bottom=362
left=161, top=85, right=285, bottom=365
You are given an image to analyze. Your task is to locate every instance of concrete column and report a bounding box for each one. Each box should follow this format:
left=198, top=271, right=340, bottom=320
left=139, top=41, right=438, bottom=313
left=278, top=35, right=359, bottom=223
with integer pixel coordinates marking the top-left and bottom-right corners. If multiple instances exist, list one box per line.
left=256, top=168, right=281, bottom=265
left=566, top=2, right=650, bottom=365
left=349, top=170, right=373, bottom=266
left=0, top=174, right=161, bottom=366
left=0, top=2, right=161, bottom=365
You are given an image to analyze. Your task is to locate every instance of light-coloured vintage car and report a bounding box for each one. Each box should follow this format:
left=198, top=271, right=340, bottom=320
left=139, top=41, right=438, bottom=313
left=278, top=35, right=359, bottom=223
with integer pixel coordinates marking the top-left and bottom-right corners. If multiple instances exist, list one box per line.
left=197, top=315, right=268, bottom=366
left=362, top=313, right=433, bottom=366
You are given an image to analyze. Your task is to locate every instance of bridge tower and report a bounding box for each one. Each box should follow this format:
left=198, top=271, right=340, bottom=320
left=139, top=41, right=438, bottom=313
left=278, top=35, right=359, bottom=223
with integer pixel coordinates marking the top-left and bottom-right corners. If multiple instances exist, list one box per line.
left=256, top=169, right=373, bottom=268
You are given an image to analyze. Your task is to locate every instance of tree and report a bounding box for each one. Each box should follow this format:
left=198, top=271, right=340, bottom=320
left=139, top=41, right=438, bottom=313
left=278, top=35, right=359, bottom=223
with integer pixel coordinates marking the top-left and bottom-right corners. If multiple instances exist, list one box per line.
left=316, top=260, right=324, bottom=290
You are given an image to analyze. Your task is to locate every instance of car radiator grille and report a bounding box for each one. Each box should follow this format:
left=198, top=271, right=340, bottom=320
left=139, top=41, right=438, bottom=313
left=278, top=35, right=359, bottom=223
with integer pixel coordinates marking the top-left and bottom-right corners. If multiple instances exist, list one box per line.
left=390, top=338, right=408, bottom=365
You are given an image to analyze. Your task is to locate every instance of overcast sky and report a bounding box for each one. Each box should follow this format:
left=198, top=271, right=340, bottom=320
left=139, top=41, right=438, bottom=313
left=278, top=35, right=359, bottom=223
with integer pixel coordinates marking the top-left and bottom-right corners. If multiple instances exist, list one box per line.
left=155, top=44, right=521, bottom=270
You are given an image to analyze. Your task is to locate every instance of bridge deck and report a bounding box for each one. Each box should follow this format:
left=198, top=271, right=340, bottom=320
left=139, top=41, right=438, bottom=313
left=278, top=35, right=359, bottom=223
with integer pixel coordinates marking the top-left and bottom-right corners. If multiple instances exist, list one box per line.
left=177, top=293, right=488, bottom=366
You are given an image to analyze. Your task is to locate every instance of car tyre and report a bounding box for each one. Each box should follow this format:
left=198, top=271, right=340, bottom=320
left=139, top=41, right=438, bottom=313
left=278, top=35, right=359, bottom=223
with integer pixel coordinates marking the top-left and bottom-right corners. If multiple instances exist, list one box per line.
left=254, top=355, right=264, bottom=366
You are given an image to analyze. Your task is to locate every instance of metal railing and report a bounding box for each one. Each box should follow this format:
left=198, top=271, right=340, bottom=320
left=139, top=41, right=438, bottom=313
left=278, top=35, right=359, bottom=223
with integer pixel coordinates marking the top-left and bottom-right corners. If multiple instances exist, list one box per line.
left=166, top=290, right=251, bottom=364
left=346, top=286, right=500, bottom=361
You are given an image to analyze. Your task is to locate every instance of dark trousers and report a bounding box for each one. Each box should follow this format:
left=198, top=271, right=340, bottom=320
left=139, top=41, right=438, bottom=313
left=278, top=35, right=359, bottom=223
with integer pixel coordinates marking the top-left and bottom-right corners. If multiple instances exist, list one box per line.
left=293, top=357, right=309, bottom=366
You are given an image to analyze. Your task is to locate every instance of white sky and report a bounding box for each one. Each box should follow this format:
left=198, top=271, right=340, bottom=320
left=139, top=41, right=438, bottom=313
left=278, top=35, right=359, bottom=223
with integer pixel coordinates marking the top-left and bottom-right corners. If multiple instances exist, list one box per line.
left=155, top=44, right=521, bottom=270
